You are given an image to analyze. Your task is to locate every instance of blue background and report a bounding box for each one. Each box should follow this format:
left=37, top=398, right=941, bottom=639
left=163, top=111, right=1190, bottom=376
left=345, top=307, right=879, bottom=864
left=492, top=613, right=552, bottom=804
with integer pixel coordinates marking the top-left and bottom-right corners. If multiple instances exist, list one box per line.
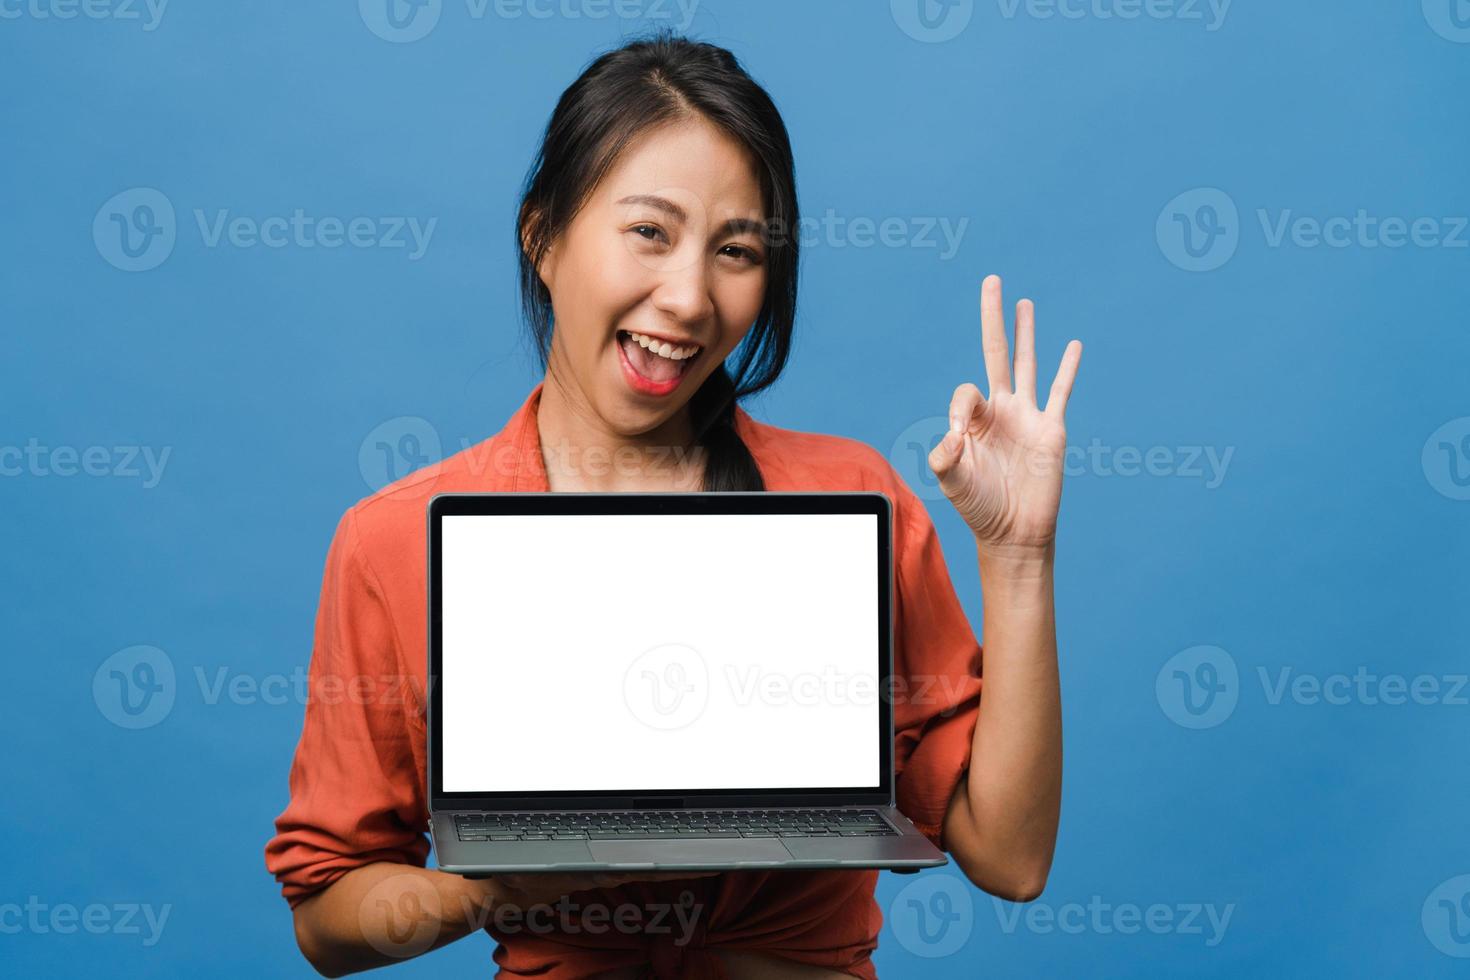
left=4, top=0, right=1468, bottom=976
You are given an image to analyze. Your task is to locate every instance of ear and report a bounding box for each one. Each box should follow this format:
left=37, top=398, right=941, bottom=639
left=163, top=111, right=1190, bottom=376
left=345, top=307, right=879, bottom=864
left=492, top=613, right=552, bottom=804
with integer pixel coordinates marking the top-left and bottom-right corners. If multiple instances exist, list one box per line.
left=520, top=202, right=557, bottom=289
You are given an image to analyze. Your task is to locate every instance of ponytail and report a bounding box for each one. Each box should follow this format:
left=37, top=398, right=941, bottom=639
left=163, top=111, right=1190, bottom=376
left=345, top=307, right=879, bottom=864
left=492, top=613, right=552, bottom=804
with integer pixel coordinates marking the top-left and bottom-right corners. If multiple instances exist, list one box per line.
left=688, top=363, right=765, bottom=492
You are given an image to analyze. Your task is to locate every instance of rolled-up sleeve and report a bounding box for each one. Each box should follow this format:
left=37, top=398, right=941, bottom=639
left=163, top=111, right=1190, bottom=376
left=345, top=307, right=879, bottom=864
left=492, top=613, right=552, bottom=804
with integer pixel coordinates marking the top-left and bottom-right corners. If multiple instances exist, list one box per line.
left=885, top=475, right=983, bottom=852
left=264, top=507, right=429, bottom=909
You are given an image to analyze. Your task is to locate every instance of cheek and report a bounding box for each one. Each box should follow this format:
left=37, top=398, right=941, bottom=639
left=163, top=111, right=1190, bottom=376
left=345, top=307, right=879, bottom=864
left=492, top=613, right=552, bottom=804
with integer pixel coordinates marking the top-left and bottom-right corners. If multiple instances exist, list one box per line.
left=553, top=227, right=649, bottom=328
left=714, top=277, right=767, bottom=349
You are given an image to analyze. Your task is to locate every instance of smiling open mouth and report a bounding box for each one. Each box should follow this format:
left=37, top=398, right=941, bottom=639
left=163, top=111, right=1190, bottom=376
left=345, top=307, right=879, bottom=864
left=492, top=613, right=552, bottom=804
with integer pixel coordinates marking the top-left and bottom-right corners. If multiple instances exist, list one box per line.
left=616, top=329, right=703, bottom=392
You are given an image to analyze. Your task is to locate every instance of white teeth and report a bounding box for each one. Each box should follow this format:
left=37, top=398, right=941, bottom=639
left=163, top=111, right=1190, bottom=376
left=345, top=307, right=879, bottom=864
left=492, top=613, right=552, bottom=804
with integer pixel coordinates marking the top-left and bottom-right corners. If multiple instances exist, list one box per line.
left=628, top=331, right=700, bottom=361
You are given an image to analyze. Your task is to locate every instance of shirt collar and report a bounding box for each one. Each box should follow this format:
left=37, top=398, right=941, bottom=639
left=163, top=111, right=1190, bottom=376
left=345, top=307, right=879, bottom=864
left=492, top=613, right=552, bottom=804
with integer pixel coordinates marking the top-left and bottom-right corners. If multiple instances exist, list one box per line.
left=507, top=381, right=550, bottom=493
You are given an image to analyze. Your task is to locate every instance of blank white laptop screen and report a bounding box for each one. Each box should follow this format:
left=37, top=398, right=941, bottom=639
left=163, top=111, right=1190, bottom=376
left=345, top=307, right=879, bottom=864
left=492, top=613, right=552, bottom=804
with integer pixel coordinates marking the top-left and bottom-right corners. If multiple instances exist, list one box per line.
left=441, top=512, right=880, bottom=793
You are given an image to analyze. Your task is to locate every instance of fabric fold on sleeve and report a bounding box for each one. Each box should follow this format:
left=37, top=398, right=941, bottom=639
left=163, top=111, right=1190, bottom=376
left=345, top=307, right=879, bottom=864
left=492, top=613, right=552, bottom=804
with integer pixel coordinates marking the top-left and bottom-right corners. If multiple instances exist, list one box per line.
left=263, top=507, right=430, bottom=909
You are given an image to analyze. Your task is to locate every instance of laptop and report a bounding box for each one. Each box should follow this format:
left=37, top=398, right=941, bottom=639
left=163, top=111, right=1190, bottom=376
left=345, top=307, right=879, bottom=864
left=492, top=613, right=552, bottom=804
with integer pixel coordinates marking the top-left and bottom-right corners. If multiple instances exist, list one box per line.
left=426, top=491, right=948, bottom=875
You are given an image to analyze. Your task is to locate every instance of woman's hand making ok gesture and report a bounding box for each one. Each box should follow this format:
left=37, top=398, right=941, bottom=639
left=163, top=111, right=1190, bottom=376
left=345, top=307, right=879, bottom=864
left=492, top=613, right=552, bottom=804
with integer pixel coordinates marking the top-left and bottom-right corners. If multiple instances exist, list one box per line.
left=928, top=275, right=1083, bottom=555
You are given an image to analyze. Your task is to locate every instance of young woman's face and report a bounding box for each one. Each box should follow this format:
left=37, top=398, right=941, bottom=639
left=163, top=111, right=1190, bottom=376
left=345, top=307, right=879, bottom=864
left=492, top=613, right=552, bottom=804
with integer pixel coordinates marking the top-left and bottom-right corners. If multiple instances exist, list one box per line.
left=536, top=117, right=770, bottom=438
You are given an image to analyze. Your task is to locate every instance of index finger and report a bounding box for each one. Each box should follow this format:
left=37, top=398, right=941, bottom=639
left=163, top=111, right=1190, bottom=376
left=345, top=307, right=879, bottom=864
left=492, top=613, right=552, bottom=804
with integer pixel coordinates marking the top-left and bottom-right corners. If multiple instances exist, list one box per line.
left=980, top=275, right=1011, bottom=396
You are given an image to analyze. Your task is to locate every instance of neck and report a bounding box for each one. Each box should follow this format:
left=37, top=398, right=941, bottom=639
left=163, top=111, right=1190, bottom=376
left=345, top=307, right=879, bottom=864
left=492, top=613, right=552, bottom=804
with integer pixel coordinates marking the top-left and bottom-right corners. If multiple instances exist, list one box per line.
left=535, top=369, right=706, bottom=492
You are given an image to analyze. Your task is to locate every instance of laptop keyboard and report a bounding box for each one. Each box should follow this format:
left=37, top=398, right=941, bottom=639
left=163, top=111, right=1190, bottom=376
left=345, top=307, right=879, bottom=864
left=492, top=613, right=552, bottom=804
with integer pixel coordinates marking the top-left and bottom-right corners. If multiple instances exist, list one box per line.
left=453, top=808, right=897, bottom=842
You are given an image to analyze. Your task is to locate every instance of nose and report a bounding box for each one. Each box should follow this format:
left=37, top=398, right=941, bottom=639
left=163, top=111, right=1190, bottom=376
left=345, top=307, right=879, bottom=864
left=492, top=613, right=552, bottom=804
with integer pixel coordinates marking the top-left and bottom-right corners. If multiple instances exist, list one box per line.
left=650, top=254, right=716, bottom=326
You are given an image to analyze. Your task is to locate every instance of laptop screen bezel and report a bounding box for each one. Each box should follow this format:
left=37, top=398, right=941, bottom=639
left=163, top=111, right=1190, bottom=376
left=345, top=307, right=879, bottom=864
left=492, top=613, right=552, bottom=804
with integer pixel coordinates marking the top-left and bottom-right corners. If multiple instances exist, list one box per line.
left=427, top=491, right=894, bottom=811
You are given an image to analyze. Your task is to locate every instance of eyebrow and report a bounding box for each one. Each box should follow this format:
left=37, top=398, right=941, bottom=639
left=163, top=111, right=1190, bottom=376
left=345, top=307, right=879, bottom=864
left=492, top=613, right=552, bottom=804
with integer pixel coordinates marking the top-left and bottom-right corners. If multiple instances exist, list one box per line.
left=617, top=194, right=766, bottom=239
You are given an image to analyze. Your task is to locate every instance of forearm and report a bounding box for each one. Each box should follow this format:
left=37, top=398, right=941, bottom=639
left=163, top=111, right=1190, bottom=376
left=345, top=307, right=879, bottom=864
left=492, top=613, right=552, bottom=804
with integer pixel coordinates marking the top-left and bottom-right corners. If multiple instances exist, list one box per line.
left=292, top=863, right=496, bottom=976
left=944, top=542, right=1063, bottom=900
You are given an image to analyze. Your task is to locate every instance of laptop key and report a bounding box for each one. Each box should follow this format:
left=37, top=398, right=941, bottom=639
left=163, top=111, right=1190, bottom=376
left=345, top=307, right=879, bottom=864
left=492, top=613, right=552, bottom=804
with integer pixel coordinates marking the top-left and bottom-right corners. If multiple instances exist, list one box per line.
left=490, top=835, right=520, bottom=841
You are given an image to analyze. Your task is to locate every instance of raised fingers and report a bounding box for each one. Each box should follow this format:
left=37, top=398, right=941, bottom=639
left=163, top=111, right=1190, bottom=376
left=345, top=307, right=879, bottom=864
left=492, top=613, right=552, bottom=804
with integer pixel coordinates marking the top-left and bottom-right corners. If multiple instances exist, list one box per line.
left=1014, top=298, right=1037, bottom=404
left=980, top=274, right=1011, bottom=396
left=1044, top=340, right=1083, bottom=420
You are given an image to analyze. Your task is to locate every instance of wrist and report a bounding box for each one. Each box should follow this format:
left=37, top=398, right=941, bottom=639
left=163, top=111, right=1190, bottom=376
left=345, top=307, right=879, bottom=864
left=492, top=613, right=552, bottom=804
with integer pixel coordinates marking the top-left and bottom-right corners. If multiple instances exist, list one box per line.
left=977, top=538, right=1055, bottom=569
left=475, top=876, right=507, bottom=908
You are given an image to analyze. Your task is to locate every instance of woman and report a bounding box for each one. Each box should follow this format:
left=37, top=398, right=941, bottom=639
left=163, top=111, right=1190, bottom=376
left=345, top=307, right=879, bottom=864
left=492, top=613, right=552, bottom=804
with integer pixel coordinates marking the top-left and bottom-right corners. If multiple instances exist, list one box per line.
left=266, top=31, right=1080, bottom=979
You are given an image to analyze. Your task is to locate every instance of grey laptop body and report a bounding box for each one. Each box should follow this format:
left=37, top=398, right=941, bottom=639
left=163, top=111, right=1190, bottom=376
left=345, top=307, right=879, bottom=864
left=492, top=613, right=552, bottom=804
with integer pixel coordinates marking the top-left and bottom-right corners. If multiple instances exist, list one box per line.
left=426, top=491, right=949, bottom=875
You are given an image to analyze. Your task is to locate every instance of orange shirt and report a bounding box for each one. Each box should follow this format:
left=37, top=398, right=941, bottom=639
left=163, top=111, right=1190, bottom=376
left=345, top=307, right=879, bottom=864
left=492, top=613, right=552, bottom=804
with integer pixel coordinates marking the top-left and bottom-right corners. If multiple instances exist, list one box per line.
left=265, top=381, right=983, bottom=978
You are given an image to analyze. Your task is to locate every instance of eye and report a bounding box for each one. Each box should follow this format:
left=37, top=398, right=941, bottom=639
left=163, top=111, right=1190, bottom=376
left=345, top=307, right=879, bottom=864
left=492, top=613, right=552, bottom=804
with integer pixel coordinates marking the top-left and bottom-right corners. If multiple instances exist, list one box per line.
left=629, top=223, right=667, bottom=243
left=719, top=243, right=763, bottom=265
